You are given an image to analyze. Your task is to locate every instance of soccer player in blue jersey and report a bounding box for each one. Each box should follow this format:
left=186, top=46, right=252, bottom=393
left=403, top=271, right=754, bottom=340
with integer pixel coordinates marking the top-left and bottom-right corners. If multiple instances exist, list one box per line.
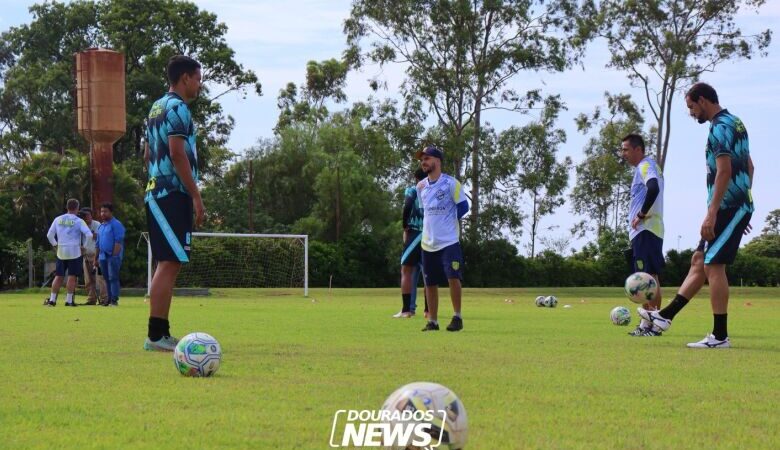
left=640, top=83, right=754, bottom=348
left=394, top=168, right=427, bottom=318
left=142, top=55, right=204, bottom=352
left=416, top=146, right=470, bottom=332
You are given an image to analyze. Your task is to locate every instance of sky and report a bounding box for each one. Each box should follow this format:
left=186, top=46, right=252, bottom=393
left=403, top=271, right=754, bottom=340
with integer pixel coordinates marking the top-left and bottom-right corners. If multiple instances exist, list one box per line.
left=2, top=0, right=779, bottom=254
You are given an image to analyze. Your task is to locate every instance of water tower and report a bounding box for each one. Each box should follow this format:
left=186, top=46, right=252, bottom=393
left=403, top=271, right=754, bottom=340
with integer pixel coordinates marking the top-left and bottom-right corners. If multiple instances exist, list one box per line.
left=74, top=48, right=126, bottom=210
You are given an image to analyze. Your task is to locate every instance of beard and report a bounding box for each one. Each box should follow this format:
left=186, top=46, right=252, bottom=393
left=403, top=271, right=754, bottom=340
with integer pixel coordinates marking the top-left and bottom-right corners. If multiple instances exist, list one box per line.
left=697, top=116, right=707, bottom=124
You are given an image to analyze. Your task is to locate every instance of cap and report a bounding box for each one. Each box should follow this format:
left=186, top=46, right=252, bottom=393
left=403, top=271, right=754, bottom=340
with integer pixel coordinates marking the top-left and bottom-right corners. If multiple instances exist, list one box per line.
left=415, top=146, right=444, bottom=161
left=79, top=207, right=92, bottom=215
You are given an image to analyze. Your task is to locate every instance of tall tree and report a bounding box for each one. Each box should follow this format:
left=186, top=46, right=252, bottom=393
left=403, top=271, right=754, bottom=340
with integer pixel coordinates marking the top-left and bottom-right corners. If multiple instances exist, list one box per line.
left=571, top=93, right=647, bottom=236
left=493, top=96, right=571, bottom=256
left=345, top=0, right=595, bottom=241
left=0, top=0, right=261, bottom=178
left=599, top=0, right=772, bottom=169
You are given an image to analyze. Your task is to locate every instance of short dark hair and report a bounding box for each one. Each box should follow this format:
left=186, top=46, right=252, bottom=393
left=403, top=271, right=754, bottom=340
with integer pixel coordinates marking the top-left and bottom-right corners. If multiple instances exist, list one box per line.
left=66, top=198, right=79, bottom=211
left=100, top=202, right=113, bottom=212
left=167, top=55, right=201, bottom=85
left=622, top=134, right=645, bottom=152
left=686, top=82, right=718, bottom=104
left=414, top=168, right=426, bottom=181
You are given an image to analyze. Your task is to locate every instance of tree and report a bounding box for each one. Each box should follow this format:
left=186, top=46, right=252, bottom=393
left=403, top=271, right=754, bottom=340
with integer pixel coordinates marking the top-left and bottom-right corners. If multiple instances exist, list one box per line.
left=494, top=96, right=571, bottom=256
left=571, top=93, right=646, bottom=236
left=345, top=0, right=595, bottom=240
left=599, top=0, right=772, bottom=169
left=0, top=0, right=261, bottom=178
left=276, top=58, right=350, bottom=131
left=743, top=209, right=780, bottom=258
left=761, top=209, right=780, bottom=235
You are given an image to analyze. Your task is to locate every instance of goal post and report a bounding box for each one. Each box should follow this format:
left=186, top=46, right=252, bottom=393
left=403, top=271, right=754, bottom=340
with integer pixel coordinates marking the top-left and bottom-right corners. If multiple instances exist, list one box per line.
left=144, top=232, right=308, bottom=297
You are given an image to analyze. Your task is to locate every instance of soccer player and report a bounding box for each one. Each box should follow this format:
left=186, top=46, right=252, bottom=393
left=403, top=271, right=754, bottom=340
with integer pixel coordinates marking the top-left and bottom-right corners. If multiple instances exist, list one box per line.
left=95, top=202, right=125, bottom=307
left=45, top=198, right=94, bottom=307
left=143, top=55, right=205, bottom=351
left=416, top=146, right=469, bottom=332
left=79, top=207, right=107, bottom=305
left=640, top=82, right=754, bottom=349
left=394, top=168, right=427, bottom=319
left=620, top=134, right=665, bottom=337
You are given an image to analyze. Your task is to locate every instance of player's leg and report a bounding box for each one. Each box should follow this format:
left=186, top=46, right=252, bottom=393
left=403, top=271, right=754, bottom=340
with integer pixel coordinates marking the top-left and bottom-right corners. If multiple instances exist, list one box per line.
left=395, top=264, right=414, bottom=318
left=46, top=259, right=66, bottom=306
left=144, top=193, right=191, bottom=351
left=107, top=256, right=122, bottom=306
left=83, top=255, right=97, bottom=305
left=64, top=257, right=82, bottom=306
left=631, top=232, right=664, bottom=336
left=421, top=249, right=444, bottom=331
left=688, top=210, right=750, bottom=348
left=409, top=263, right=420, bottom=314
left=99, top=258, right=113, bottom=305
left=441, top=243, right=464, bottom=332
left=639, top=249, right=704, bottom=331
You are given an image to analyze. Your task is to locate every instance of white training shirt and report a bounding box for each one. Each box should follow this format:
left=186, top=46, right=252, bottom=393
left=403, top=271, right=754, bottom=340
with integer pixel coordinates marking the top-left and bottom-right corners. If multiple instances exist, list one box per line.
left=47, top=213, right=93, bottom=260
left=628, top=157, right=664, bottom=241
left=417, top=173, right=468, bottom=252
left=81, top=220, right=101, bottom=256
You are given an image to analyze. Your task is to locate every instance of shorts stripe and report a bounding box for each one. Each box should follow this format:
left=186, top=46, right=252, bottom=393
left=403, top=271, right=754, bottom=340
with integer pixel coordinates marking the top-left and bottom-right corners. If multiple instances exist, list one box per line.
left=147, top=196, right=189, bottom=263
left=705, top=208, right=747, bottom=264
left=400, top=233, right=422, bottom=264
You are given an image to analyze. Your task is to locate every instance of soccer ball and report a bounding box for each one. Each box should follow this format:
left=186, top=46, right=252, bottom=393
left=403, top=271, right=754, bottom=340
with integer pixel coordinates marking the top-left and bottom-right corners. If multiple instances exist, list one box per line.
left=543, top=295, right=558, bottom=308
left=624, top=272, right=659, bottom=304
left=173, top=332, right=222, bottom=377
left=610, top=306, right=631, bottom=326
left=381, top=382, right=468, bottom=450
left=535, top=296, right=546, bottom=307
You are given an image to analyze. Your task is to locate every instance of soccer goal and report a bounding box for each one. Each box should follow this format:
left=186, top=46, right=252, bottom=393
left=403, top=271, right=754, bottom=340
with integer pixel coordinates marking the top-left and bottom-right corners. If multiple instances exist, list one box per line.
left=143, top=232, right=308, bottom=297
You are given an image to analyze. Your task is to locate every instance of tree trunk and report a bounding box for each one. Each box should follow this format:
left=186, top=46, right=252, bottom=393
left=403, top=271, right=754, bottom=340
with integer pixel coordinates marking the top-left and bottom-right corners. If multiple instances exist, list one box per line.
left=335, top=164, right=341, bottom=242
left=530, top=192, right=538, bottom=258
left=469, top=87, right=483, bottom=242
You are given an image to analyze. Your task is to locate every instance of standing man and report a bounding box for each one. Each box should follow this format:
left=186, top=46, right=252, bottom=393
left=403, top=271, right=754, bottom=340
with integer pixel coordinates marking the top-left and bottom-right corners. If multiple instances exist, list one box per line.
left=143, top=55, right=204, bottom=351
left=79, top=207, right=107, bottom=306
left=621, top=134, right=665, bottom=337
left=416, top=146, right=469, bottom=332
left=45, top=198, right=93, bottom=307
left=394, top=168, right=427, bottom=319
left=96, top=202, right=125, bottom=307
left=640, top=82, right=754, bottom=349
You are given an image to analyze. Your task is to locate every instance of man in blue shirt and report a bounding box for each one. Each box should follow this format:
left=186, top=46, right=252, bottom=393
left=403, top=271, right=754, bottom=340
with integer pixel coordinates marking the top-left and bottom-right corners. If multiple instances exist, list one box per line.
left=95, top=202, right=125, bottom=307
left=143, top=55, right=204, bottom=352
left=640, top=82, right=754, bottom=349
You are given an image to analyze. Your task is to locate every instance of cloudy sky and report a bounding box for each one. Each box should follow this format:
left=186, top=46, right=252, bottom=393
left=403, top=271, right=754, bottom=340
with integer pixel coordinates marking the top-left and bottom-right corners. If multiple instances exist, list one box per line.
left=3, top=0, right=779, bottom=254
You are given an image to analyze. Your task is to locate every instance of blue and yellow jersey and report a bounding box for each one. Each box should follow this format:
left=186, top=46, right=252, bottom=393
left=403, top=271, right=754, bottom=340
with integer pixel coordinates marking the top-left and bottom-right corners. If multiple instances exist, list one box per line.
left=706, top=109, right=753, bottom=212
left=404, top=186, right=424, bottom=232
left=144, top=92, right=198, bottom=202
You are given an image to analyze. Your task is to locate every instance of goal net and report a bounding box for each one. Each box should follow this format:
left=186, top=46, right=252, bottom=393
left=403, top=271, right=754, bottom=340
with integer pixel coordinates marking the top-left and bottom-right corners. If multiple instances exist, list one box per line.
left=144, top=232, right=308, bottom=296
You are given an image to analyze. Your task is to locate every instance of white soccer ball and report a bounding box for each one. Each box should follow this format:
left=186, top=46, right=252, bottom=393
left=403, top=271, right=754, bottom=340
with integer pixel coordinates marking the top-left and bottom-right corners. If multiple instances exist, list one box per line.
left=381, top=381, right=468, bottom=450
left=173, top=332, right=222, bottom=377
left=610, top=306, right=631, bottom=326
left=543, top=295, right=558, bottom=308
left=624, top=272, right=659, bottom=304
left=535, top=296, right=546, bottom=307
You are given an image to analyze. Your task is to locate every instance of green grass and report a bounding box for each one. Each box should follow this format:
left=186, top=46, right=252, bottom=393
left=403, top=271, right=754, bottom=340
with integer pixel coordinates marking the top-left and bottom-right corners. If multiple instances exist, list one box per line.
left=1, top=287, right=779, bottom=449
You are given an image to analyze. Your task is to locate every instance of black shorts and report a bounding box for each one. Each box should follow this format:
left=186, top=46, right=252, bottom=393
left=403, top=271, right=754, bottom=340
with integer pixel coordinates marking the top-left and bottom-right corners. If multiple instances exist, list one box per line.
left=146, top=192, right=193, bottom=263
left=55, top=256, right=83, bottom=277
left=631, top=231, right=665, bottom=275
left=401, top=231, right=422, bottom=266
left=696, top=207, right=752, bottom=265
left=422, top=242, right=464, bottom=287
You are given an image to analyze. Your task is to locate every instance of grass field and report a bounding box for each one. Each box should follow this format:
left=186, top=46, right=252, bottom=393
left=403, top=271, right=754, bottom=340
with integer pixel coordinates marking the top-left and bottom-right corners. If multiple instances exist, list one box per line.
left=1, top=286, right=779, bottom=449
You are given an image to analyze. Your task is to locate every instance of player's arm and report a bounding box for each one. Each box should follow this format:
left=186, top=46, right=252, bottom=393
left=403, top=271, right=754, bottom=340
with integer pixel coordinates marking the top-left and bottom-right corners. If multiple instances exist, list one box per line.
left=747, top=155, right=754, bottom=188
left=47, top=221, right=58, bottom=247
left=402, top=192, right=415, bottom=230
left=702, top=155, right=732, bottom=240
left=452, top=180, right=469, bottom=220
left=111, top=222, right=125, bottom=256
left=169, top=136, right=205, bottom=227
left=143, top=140, right=149, bottom=172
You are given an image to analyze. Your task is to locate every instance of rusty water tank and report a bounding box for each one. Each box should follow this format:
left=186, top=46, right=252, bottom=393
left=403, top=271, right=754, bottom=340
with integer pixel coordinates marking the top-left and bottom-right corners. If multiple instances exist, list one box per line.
left=74, top=48, right=126, bottom=210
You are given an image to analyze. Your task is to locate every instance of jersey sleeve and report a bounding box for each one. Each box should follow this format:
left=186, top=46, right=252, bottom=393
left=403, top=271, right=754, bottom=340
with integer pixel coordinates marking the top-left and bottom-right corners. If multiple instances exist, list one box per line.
left=451, top=179, right=467, bottom=204
left=638, top=161, right=658, bottom=184
left=47, top=220, right=58, bottom=246
left=709, top=123, right=736, bottom=158
left=79, top=219, right=93, bottom=238
left=113, top=221, right=126, bottom=243
left=166, top=102, right=192, bottom=138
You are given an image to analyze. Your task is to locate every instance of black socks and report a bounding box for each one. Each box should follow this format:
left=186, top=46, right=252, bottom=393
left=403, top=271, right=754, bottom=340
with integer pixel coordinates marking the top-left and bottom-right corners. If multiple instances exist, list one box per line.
left=148, top=317, right=170, bottom=341
left=659, top=294, right=690, bottom=320
left=401, top=294, right=411, bottom=313
left=713, top=314, right=728, bottom=341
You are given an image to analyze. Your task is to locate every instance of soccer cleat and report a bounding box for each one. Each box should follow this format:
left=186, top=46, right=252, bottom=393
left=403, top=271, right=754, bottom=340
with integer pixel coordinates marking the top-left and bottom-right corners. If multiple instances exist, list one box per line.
left=44, top=300, right=56, bottom=307
left=687, top=334, right=730, bottom=349
left=392, top=311, right=412, bottom=318
left=421, top=321, right=439, bottom=332
left=143, top=336, right=179, bottom=352
left=446, top=316, right=463, bottom=332
left=639, top=328, right=663, bottom=337
left=637, top=308, right=672, bottom=332
left=65, top=302, right=77, bottom=307
left=628, top=325, right=648, bottom=336
left=109, top=301, right=118, bottom=307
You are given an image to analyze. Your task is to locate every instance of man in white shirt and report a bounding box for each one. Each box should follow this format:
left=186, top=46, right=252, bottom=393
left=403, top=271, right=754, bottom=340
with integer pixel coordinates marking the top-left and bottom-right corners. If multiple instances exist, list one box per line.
left=415, top=146, right=470, bottom=332
left=79, top=207, right=108, bottom=305
left=45, top=199, right=94, bottom=307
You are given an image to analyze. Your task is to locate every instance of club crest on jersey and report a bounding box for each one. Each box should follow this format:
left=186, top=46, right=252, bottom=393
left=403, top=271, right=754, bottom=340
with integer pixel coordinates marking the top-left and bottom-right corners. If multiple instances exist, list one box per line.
left=435, top=189, right=446, bottom=200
